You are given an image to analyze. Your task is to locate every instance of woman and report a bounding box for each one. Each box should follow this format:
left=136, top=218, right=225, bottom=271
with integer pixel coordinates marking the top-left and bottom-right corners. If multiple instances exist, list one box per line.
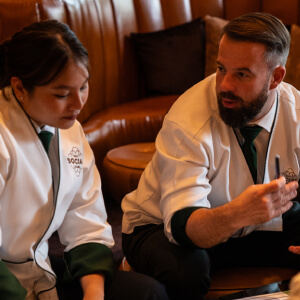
left=0, top=20, right=168, bottom=300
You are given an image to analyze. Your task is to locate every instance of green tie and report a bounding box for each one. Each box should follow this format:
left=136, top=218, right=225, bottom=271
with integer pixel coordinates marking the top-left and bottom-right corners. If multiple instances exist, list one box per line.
left=38, top=131, right=53, bottom=153
left=240, top=125, right=262, bottom=183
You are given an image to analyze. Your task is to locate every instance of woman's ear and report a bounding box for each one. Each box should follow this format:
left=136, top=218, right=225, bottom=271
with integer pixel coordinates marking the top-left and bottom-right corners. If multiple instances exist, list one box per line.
left=269, top=66, right=286, bottom=90
left=10, top=77, right=28, bottom=102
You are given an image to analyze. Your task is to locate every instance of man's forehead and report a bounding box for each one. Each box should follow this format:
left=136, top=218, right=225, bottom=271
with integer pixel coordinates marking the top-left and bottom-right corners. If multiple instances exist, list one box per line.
left=217, top=35, right=267, bottom=70
left=219, top=35, right=267, bottom=54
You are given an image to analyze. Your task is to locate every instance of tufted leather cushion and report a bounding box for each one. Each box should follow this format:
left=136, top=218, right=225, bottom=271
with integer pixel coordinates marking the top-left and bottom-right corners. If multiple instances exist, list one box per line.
left=103, top=143, right=156, bottom=203
left=204, top=15, right=229, bottom=77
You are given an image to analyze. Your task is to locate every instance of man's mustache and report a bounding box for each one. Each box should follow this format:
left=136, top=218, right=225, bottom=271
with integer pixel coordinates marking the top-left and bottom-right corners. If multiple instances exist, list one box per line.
left=217, top=91, right=243, bottom=102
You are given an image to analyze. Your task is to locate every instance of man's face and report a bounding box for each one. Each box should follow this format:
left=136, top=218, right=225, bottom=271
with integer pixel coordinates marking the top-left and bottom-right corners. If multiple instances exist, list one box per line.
left=216, top=35, right=274, bottom=128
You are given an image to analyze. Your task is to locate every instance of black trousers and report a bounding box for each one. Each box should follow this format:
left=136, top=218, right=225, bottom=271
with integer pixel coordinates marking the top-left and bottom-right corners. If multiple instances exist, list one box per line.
left=50, top=255, right=169, bottom=300
left=122, top=202, right=300, bottom=300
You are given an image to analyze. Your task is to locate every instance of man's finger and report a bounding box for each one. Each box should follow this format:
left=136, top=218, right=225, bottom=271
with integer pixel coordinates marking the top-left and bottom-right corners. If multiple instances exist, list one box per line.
left=274, top=200, right=293, bottom=217
left=267, top=179, right=298, bottom=201
left=260, top=177, right=286, bottom=194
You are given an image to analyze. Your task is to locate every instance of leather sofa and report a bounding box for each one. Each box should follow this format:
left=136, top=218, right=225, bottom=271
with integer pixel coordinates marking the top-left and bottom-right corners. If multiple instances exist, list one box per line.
left=1, top=0, right=300, bottom=202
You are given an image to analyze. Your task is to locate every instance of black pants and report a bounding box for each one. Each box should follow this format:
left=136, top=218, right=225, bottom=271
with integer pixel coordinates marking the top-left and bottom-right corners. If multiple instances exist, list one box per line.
left=50, top=255, right=169, bottom=300
left=122, top=202, right=300, bottom=300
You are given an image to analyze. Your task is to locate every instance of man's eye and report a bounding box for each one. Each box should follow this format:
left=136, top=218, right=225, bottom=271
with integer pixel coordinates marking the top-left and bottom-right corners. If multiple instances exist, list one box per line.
left=217, top=66, right=225, bottom=73
left=238, top=72, right=248, bottom=78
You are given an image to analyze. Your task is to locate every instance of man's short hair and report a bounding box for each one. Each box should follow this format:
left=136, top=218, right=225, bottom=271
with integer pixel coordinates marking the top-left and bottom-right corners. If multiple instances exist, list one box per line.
left=221, top=12, right=290, bottom=68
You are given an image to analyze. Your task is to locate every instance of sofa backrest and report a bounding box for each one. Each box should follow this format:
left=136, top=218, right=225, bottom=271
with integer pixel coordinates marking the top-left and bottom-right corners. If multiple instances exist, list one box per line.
left=0, top=0, right=299, bottom=123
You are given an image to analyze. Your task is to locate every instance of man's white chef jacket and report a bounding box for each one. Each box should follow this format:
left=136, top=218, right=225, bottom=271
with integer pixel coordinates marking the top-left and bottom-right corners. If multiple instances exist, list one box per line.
left=122, top=74, right=300, bottom=245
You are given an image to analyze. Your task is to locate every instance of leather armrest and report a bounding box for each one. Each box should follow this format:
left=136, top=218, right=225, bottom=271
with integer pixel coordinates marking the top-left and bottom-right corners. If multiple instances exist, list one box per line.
left=82, top=95, right=178, bottom=173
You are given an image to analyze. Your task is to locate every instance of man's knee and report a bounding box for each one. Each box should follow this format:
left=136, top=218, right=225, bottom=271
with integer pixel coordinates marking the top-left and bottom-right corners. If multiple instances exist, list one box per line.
left=160, top=249, right=211, bottom=299
left=106, top=270, right=169, bottom=300
left=123, top=225, right=211, bottom=299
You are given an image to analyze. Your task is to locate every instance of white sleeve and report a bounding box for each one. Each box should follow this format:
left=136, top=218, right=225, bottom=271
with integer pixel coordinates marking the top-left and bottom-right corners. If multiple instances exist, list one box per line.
left=156, top=120, right=212, bottom=242
left=0, top=135, right=10, bottom=249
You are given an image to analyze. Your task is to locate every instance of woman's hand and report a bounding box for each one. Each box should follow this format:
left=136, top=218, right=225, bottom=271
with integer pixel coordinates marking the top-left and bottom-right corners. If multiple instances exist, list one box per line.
left=289, top=246, right=300, bottom=255
left=80, top=273, right=105, bottom=300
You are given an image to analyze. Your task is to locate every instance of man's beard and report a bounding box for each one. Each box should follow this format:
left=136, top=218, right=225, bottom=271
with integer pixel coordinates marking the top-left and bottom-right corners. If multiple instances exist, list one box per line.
left=217, top=81, right=269, bottom=128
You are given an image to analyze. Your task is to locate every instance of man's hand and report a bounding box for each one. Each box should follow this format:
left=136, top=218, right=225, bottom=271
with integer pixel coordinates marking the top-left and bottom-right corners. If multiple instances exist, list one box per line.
left=80, top=273, right=105, bottom=300
left=230, top=176, right=298, bottom=228
left=186, top=177, right=298, bottom=248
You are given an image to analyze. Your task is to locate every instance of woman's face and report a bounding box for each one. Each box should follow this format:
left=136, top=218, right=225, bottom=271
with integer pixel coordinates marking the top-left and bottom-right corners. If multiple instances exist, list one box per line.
left=12, top=59, right=89, bottom=129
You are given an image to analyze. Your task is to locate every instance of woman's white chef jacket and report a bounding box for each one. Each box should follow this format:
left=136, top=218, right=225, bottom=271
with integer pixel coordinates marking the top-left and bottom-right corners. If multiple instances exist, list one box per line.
left=122, top=74, right=300, bottom=244
left=0, top=86, right=114, bottom=299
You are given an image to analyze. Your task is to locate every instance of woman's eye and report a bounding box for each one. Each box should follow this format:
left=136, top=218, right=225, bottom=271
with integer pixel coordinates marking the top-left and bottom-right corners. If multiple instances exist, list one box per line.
left=54, top=94, right=68, bottom=98
left=80, top=84, right=88, bottom=91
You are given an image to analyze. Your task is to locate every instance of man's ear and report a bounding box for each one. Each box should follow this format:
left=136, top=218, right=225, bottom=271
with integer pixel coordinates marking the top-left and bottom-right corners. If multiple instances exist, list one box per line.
left=10, top=77, right=28, bottom=102
left=269, top=66, right=286, bottom=90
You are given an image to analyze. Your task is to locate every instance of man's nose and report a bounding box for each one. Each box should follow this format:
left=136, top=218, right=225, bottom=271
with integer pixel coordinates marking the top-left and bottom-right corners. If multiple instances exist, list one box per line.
left=219, top=73, right=236, bottom=92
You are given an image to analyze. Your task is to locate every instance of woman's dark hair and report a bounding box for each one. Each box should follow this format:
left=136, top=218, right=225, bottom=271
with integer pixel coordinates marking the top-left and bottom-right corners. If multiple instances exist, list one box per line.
left=221, top=12, right=290, bottom=68
left=0, top=19, right=89, bottom=92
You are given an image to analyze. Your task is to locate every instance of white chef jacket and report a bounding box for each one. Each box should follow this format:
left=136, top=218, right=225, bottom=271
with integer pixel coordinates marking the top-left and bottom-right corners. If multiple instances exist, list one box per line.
left=0, top=86, right=114, bottom=299
left=122, top=74, right=300, bottom=244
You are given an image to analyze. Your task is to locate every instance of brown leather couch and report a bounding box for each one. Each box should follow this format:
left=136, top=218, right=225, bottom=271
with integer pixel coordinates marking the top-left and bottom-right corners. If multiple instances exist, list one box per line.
left=1, top=0, right=300, bottom=201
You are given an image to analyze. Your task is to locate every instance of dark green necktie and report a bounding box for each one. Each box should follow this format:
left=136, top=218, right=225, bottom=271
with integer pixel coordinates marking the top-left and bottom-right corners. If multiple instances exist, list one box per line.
left=240, top=125, right=263, bottom=183
left=38, top=131, right=53, bottom=153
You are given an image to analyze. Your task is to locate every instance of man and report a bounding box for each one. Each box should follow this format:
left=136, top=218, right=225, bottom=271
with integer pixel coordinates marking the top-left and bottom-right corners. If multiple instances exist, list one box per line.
left=121, top=12, right=300, bottom=300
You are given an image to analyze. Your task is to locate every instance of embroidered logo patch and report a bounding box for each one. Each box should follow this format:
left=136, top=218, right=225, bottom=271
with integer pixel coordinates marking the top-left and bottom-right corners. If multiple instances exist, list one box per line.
left=67, top=147, right=83, bottom=177
left=282, top=168, right=298, bottom=183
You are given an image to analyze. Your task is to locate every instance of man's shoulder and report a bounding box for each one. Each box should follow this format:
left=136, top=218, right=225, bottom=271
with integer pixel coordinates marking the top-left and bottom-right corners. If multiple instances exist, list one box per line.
left=165, top=74, right=218, bottom=133
left=279, top=81, right=300, bottom=108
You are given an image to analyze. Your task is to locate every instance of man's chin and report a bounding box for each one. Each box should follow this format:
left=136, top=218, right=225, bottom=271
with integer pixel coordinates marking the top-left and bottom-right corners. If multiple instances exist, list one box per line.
left=219, top=107, right=248, bottom=128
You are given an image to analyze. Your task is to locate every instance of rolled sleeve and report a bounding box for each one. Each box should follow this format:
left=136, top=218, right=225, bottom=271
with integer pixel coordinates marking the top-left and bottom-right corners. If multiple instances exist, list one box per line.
left=64, top=243, right=114, bottom=284
left=171, top=207, right=203, bottom=249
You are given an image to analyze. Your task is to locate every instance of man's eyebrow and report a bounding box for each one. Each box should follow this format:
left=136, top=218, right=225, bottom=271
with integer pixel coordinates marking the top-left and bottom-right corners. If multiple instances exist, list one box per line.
left=216, top=60, right=224, bottom=67
left=236, top=66, right=252, bottom=72
left=216, top=61, right=252, bottom=73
